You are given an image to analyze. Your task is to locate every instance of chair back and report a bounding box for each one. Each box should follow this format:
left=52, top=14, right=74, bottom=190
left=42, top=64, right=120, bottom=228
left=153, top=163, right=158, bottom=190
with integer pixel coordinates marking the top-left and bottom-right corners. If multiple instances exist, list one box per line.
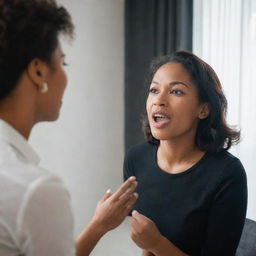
left=236, top=218, right=256, bottom=256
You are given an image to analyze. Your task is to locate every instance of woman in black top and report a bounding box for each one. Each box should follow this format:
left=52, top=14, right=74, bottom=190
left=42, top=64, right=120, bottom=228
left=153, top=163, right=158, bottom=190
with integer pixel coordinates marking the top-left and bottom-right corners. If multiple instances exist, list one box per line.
left=124, top=51, right=247, bottom=256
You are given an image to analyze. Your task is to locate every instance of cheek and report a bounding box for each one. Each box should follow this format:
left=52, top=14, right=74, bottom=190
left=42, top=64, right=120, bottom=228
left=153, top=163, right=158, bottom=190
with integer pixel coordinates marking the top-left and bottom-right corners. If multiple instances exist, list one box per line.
left=146, top=97, right=151, bottom=116
left=54, top=69, right=67, bottom=95
left=59, top=68, right=67, bottom=89
left=63, top=69, right=68, bottom=86
left=176, top=97, right=200, bottom=115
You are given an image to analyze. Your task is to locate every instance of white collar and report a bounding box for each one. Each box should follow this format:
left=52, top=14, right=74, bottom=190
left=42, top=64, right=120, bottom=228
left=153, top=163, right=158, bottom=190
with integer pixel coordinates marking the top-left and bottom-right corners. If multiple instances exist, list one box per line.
left=0, top=119, right=40, bottom=165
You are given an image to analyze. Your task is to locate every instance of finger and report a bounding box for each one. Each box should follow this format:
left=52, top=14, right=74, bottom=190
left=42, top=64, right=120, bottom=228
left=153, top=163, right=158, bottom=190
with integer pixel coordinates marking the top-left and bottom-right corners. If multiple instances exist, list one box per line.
left=132, top=210, right=150, bottom=223
left=119, top=180, right=138, bottom=198
left=116, top=182, right=138, bottom=206
left=111, top=176, right=136, bottom=201
left=130, top=215, right=137, bottom=229
left=100, top=189, right=112, bottom=202
left=114, top=193, right=138, bottom=222
left=132, top=210, right=140, bottom=219
left=124, top=192, right=138, bottom=211
left=130, top=216, right=140, bottom=233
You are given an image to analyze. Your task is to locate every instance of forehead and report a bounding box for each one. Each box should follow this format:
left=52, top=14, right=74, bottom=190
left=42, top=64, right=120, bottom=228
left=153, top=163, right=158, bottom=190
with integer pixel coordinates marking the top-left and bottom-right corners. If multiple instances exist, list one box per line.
left=153, top=62, right=192, bottom=83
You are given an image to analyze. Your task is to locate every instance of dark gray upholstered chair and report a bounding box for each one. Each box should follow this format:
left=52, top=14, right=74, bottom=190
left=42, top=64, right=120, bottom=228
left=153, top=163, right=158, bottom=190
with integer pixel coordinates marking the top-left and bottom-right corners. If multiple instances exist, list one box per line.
left=236, top=218, right=256, bottom=256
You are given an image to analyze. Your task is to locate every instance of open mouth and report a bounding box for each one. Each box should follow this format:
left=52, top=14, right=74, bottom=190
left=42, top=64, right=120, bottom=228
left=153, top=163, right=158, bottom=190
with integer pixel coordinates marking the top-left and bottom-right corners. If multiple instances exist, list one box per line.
left=152, top=113, right=170, bottom=123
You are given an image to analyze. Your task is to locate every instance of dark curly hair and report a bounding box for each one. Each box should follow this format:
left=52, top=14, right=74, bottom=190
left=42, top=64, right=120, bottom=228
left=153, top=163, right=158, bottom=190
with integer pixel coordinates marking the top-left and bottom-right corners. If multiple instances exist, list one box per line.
left=0, top=0, right=74, bottom=100
left=143, top=51, right=240, bottom=153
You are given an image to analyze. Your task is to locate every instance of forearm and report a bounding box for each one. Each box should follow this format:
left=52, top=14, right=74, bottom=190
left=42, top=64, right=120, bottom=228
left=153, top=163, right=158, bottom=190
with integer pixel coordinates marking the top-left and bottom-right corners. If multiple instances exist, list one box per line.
left=150, top=236, right=188, bottom=256
left=76, top=220, right=106, bottom=256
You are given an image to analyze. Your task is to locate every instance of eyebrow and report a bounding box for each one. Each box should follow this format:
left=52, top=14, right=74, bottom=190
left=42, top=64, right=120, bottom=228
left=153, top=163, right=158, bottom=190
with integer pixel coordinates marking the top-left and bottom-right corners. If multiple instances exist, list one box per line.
left=152, top=80, right=189, bottom=87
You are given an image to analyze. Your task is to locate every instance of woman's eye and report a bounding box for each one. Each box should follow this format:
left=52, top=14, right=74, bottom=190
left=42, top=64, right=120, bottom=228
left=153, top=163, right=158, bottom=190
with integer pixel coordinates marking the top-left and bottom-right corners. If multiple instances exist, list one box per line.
left=171, top=89, right=183, bottom=95
left=149, top=88, right=158, bottom=94
left=63, top=62, right=69, bottom=66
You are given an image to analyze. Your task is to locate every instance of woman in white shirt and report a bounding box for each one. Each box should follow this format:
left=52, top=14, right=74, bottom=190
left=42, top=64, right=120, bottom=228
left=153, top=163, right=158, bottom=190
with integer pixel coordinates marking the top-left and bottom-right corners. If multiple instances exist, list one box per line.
left=0, top=0, right=138, bottom=255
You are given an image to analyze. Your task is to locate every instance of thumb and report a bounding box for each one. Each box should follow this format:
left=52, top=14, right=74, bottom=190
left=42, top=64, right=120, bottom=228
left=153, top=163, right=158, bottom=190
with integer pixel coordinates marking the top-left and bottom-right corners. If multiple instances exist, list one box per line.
left=101, top=189, right=112, bottom=201
left=132, top=210, right=151, bottom=222
left=132, top=210, right=141, bottom=220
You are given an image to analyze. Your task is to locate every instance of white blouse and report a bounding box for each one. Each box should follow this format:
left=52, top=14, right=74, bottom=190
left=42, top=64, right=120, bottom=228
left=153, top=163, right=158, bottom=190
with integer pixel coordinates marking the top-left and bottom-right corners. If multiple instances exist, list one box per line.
left=0, top=119, right=75, bottom=256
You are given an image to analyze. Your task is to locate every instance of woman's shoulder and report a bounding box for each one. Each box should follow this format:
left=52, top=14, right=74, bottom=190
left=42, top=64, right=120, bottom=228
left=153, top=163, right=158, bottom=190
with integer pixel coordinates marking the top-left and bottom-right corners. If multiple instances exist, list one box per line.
left=206, top=150, right=246, bottom=180
left=208, top=150, right=242, bottom=166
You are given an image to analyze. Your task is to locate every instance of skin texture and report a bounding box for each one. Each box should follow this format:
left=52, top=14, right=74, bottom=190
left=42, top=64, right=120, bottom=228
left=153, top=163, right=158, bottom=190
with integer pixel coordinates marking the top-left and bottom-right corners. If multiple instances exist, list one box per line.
left=0, top=46, right=68, bottom=138
left=131, top=63, right=210, bottom=256
left=142, top=250, right=154, bottom=256
left=147, top=62, right=208, bottom=143
left=131, top=211, right=188, bottom=256
left=32, top=47, right=68, bottom=122
left=76, top=177, right=138, bottom=256
left=146, top=62, right=209, bottom=175
left=0, top=45, right=138, bottom=256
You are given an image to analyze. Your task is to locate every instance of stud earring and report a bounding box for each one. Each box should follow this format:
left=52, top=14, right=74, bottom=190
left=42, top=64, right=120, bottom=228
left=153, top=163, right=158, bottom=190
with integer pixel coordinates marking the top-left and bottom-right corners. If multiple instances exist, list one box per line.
left=39, top=82, right=48, bottom=94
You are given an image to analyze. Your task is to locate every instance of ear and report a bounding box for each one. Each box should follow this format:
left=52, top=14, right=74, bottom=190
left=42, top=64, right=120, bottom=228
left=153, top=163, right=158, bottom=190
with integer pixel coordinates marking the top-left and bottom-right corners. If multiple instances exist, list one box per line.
left=26, top=58, right=49, bottom=87
left=198, top=102, right=210, bottom=119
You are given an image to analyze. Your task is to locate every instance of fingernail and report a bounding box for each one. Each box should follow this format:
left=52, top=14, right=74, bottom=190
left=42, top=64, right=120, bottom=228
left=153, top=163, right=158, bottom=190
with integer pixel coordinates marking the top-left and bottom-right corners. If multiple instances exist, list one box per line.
left=106, top=189, right=111, bottom=194
left=129, top=176, right=136, bottom=181
left=131, top=192, right=138, bottom=199
left=134, top=192, right=138, bottom=198
left=132, top=210, right=138, bottom=216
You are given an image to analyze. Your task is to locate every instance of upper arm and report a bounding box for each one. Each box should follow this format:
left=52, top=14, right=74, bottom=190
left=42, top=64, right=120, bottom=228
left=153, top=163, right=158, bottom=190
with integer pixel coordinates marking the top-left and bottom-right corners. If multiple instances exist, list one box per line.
left=201, top=160, right=247, bottom=256
left=17, top=176, right=76, bottom=256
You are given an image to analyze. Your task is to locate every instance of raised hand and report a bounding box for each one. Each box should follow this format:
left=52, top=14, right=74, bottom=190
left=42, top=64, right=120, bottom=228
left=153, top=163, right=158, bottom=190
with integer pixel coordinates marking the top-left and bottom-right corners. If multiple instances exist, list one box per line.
left=91, top=176, right=138, bottom=232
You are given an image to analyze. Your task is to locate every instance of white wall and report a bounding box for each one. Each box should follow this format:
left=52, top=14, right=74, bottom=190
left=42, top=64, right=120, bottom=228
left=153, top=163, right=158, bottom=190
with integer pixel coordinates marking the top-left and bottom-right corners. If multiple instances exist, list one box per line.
left=30, top=0, right=140, bottom=255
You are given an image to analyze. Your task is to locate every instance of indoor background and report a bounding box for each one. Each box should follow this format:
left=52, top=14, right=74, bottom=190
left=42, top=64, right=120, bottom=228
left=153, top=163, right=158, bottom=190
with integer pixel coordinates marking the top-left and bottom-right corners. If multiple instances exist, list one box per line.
left=29, top=0, right=256, bottom=255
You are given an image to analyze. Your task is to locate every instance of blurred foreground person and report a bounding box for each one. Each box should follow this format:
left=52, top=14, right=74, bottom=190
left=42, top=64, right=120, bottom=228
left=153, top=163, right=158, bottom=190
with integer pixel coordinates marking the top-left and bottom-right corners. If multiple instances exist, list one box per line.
left=0, top=1, right=138, bottom=255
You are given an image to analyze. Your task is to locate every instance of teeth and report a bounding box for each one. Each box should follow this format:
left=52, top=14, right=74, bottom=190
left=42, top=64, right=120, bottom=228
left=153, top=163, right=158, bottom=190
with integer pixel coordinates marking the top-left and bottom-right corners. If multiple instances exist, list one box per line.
left=153, top=113, right=170, bottom=123
left=153, top=113, right=169, bottom=118
left=154, top=114, right=166, bottom=118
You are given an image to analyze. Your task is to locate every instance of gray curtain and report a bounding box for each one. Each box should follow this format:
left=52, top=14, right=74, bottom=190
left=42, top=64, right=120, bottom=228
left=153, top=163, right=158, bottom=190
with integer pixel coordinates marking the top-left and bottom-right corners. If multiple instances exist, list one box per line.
left=125, top=0, right=193, bottom=151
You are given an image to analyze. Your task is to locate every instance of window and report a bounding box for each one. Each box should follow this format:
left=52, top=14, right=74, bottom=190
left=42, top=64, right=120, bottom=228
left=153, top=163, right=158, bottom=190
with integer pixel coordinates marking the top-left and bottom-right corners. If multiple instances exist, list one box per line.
left=193, top=0, right=256, bottom=220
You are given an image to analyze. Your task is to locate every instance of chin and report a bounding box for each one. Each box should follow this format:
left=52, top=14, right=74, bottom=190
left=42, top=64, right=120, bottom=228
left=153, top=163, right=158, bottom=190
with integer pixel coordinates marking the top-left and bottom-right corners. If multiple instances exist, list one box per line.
left=151, top=131, right=171, bottom=141
left=49, top=113, right=60, bottom=121
left=39, top=112, right=60, bottom=122
left=151, top=127, right=182, bottom=141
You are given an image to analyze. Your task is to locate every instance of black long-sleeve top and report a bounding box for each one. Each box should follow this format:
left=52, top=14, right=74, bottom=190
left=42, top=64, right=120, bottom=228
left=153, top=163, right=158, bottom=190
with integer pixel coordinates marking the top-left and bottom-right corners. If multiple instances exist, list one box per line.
left=123, top=142, right=247, bottom=256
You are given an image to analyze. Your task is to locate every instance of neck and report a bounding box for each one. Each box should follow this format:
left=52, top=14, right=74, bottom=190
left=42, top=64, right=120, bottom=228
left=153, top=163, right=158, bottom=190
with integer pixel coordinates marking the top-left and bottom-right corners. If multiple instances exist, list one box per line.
left=0, top=79, right=37, bottom=139
left=0, top=113, right=34, bottom=140
left=0, top=102, right=35, bottom=139
left=157, top=129, right=205, bottom=173
left=159, top=139, right=200, bottom=164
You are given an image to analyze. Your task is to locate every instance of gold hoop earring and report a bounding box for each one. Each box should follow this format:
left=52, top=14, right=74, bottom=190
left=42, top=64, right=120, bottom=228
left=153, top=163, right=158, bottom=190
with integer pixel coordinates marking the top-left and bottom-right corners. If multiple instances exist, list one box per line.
left=39, top=82, right=48, bottom=94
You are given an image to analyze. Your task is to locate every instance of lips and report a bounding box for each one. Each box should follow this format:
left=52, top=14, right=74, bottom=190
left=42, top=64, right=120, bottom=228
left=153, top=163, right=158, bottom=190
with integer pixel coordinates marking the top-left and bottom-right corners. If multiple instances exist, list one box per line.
left=151, top=111, right=170, bottom=128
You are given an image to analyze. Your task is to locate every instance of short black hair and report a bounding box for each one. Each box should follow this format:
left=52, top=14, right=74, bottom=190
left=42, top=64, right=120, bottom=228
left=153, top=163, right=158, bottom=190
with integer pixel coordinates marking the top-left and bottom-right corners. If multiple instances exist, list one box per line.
left=0, top=0, right=74, bottom=100
left=143, top=51, right=240, bottom=153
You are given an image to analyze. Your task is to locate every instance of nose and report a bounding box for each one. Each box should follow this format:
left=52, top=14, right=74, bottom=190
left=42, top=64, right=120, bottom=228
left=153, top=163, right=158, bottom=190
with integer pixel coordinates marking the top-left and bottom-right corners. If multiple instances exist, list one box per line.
left=153, top=92, right=168, bottom=106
